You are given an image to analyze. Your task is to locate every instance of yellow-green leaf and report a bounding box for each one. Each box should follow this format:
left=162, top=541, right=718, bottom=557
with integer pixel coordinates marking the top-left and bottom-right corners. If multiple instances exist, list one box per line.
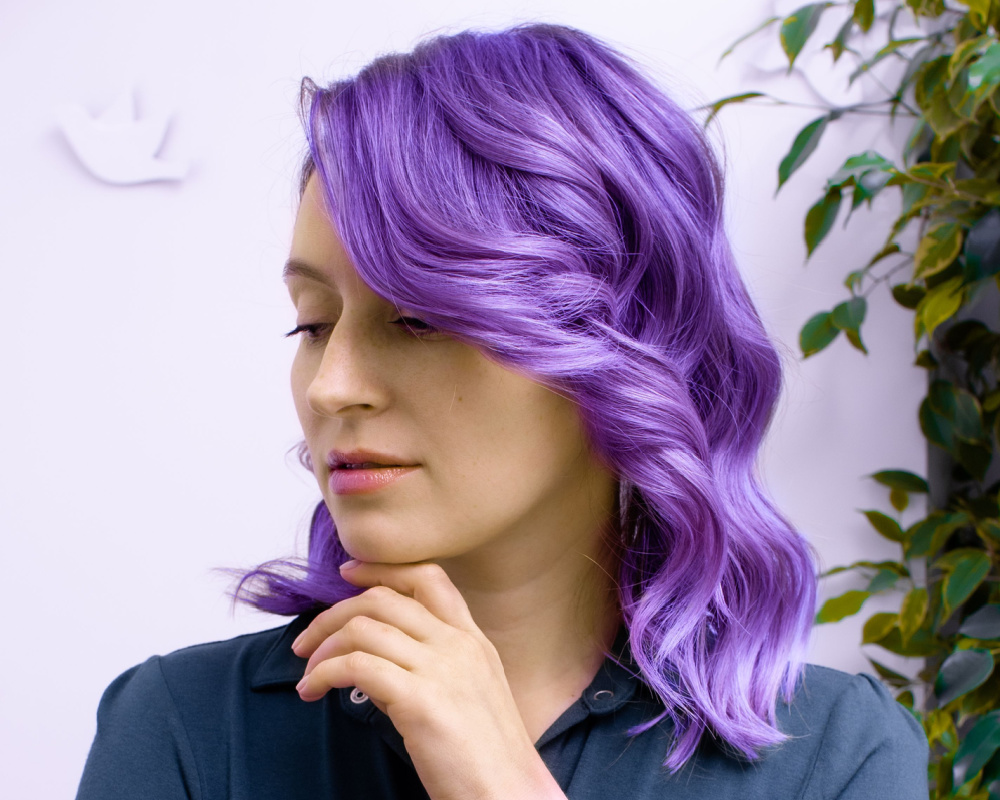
left=890, top=487, right=909, bottom=511
left=900, top=587, right=928, bottom=643
left=816, top=589, right=870, bottom=623
left=852, top=0, right=874, bottom=31
left=804, top=187, right=843, bottom=255
left=863, top=612, right=898, bottom=643
left=915, top=222, right=963, bottom=279
left=862, top=509, right=906, bottom=541
left=780, top=3, right=834, bottom=68
left=703, top=92, right=767, bottom=126
left=959, top=0, right=993, bottom=30
left=916, top=276, right=964, bottom=339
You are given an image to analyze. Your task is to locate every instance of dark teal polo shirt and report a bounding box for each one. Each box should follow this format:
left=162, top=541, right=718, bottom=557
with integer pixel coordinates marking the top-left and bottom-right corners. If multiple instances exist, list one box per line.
left=76, top=615, right=929, bottom=799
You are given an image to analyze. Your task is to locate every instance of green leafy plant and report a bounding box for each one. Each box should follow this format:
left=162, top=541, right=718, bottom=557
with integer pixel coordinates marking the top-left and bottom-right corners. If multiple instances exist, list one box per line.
left=712, top=1, right=1000, bottom=796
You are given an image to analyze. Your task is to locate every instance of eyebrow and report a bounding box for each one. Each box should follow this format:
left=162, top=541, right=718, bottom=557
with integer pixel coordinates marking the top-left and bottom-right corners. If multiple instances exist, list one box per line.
left=282, top=259, right=332, bottom=286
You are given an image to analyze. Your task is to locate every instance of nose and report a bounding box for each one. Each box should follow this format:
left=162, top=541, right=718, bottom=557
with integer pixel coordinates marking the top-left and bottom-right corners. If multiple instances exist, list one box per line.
left=304, top=321, right=388, bottom=417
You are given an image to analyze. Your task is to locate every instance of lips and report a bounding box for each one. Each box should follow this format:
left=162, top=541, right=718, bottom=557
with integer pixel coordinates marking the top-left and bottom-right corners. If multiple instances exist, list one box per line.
left=327, top=449, right=417, bottom=471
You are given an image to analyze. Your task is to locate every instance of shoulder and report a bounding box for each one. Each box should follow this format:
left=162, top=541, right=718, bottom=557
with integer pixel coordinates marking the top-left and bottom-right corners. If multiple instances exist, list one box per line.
left=78, top=618, right=317, bottom=800
left=91, top=619, right=304, bottom=735
left=774, top=664, right=929, bottom=798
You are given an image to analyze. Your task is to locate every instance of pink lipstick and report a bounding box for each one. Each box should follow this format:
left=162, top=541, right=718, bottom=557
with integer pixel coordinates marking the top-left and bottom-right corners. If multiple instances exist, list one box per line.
left=326, top=449, right=419, bottom=496
left=328, top=465, right=419, bottom=495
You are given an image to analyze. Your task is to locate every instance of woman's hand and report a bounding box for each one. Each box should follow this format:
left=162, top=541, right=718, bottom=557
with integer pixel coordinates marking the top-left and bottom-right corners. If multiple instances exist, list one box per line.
left=291, top=560, right=567, bottom=800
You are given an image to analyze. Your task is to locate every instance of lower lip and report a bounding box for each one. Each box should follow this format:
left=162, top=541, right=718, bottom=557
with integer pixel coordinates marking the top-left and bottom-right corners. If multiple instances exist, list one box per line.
left=328, top=466, right=419, bottom=495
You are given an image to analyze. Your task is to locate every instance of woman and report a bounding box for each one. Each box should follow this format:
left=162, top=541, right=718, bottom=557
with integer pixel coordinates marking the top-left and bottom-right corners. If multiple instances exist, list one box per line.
left=76, top=23, right=928, bottom=799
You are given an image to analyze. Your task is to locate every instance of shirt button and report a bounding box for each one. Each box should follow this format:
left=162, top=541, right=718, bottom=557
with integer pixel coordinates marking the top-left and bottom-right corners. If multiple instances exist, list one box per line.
left=593, top=689, right=614, bottom=702
left=349, top=687, right=369, bottom=704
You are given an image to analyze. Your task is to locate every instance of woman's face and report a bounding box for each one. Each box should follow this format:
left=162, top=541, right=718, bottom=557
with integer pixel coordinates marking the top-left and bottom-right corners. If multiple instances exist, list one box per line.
left=287, top=178, right=618, bottom=569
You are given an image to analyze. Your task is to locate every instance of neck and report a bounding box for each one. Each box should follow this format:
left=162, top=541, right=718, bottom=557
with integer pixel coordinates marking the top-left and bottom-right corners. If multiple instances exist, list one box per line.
left=437, top=524, right=621, bottom=741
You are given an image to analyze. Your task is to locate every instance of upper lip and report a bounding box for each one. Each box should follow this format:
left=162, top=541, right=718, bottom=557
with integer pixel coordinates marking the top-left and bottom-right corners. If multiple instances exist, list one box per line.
left=327, top=449, right=417, bottom=469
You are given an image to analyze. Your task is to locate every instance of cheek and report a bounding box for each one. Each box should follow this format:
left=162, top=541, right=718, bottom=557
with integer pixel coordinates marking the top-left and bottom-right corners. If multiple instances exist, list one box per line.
left=290, top=352, right=317, bottom=432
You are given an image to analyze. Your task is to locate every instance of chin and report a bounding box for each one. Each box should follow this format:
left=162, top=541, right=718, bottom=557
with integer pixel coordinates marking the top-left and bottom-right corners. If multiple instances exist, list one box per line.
left=336, top=529, right=430, bottom=565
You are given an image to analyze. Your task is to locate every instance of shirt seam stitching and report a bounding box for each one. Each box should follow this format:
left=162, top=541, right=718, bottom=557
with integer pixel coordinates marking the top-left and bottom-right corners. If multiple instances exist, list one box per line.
left=151, top=656, right=206, bottom=800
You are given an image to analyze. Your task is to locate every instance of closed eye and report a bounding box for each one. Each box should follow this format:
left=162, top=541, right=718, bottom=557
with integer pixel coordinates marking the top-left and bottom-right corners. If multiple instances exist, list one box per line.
left=285, top=317, right=438, bottom=343
left=390, top=316, right=437, bottom=335
left=284, top=323, right=332, bottom=343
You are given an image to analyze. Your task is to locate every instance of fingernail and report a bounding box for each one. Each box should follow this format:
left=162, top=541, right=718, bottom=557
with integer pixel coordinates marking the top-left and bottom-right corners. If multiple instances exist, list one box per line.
left=339, top=559, right=360, bottom=571
left=296, top=677, right=309, bottom=694
left=291, top=632, right=305, bottom=652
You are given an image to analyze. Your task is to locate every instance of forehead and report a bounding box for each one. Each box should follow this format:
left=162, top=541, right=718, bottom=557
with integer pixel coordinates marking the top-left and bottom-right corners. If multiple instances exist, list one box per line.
left=286, top=178, right=366, bottom=298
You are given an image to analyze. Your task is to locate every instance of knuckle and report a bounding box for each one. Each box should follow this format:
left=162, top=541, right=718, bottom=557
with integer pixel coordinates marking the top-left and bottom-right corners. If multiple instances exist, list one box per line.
left=345, top=650, right=372, bottom=673
left=365, top=585, right=396, bottom=603
left=344, top=615, right=373, bottom=636
left=419, top=563, right=448, bottom=583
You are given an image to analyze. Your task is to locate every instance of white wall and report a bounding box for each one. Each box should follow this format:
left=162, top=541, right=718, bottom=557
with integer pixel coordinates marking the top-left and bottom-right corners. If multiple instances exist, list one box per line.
left=0, top=1, right=925, bottom=796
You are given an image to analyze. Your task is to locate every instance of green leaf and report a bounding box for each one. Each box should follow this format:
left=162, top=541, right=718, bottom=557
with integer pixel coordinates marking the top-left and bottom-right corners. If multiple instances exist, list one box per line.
left=906, top=511, right=970, bottom=559
left=852, top=0, right=874, bottom=31
left=966, top=209, right=1000, bottom=279
left=821, top=560, right=909, bottom=578
left=862, top=509, right=905, bottom=542
left=871, top=470, right=929, bottom=493
left=867, top=568, right=901, bottom=593
left=915, top=222, right=964, bottom=279
left=899, top=587, right=928, bottom=644
left=831, top=296, right=866, bottom=330
left=800, top=310, right=840, bottom=357
left=719, top=16, right=782, bottom=61
left=905, top=0, right=945, bottom=16
left=914, top=349, right=938, bottom=369
left=979, top=519, right=1000, bottom=543
left=927, top=83, right=968, bottom=138
left=936, top=648, right=995, bottom=706
left=949, top=35, right=990, bottom=83
left=961, top=0, right=993, bottom=29
left=829, top=151, right=896, bottom=187
left=954, top=711, right=1000, bottom=788
left=891, top=283, right=925, bottom=309
left=969, top=42, right=1000, bottom=113
left=889, top=487, right=909, bottom=512
left=863, top=612, right=898, bottom=644
left=915, top=55, right=950, bottom=111
left=778, top=115, right=831, bottom=189
left=843, top=269, right=865, bottom=291
left=925, top=379, right=985, bottom=443
left=830, top=296, right=867, bottom=353
left=956, top=439, right=992, bottom=482
left=815, top=589, right=870, bottom=623
left=849, top=37, right=924, bottom=85
left=702, top=92, right=767, bottom=126
left=868, top=658, right=911, bottom=688
left=938, top=549, right=992, bottom=613
left=805, top=187, right=843, bottom=255
left=825, top=17, right=854, bottom=62
left=960, top=604, right=1000, bottom=639
left=780, top=4, right=834, bottom=68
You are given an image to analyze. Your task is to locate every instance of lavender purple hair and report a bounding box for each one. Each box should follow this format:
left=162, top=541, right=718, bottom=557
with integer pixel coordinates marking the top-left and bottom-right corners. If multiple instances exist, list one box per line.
left=238, top=23, right=817, bottom=769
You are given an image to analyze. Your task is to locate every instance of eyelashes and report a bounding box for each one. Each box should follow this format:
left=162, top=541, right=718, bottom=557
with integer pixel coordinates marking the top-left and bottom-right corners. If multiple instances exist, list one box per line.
left=284, top=317, right=437, bottom=343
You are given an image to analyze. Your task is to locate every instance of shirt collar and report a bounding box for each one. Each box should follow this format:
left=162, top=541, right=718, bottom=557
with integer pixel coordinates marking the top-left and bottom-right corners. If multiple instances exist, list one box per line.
left=250, top=616, right=647, bottom=746
left=250, top=612, right=318, bottom=689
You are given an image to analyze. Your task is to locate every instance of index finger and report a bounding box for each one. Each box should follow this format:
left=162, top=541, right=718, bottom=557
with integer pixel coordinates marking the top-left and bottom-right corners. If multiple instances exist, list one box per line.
left=338, top=560, right=477, bottom=631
